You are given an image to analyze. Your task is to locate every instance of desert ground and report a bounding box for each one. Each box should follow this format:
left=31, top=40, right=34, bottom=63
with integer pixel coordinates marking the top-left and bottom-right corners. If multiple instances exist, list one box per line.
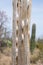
left=0, top=47, right=12, bottom=65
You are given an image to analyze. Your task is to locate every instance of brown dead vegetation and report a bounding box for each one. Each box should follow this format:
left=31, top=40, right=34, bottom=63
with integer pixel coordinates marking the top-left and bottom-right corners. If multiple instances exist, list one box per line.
left=0, top=47, right=12, bottom=65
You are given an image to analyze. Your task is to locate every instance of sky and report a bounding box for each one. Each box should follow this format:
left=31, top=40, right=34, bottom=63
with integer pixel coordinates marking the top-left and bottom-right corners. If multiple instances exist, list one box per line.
left=0, top=0, right=43, bottom=39
left=30, top=0, right=43, bottom=39
left=0, top=0, right=12, bottom=31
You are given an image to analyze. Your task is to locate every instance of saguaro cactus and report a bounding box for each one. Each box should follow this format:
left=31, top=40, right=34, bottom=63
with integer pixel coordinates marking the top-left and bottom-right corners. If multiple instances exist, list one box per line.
left=12, top=0, right=32, bottom=65
left=30, top=24, right=36, bottom=54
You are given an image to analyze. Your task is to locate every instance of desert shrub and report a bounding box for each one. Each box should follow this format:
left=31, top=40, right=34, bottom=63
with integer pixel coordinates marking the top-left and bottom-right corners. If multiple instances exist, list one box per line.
left=7, top=40, right=12, bottom=47
left=0, top=40, right=7, bottom=52
left=0, top=40, right=7, bottom=47
left=30, top=48, right=40, bottom=63
left=0, top=40, right=12, bottom=48
left=37, top=43, right=43, bottom=50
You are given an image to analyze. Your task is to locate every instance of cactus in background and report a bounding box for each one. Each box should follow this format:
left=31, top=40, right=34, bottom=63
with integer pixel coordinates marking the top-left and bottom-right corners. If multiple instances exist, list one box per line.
left=30, top=24, right=36, bottom=54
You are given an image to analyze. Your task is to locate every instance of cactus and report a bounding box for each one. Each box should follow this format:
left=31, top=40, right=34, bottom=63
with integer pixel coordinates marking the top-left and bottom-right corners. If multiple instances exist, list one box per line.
left=12, top=0, right=32, bottom=65
left=30, top=24, right=36, bottom=54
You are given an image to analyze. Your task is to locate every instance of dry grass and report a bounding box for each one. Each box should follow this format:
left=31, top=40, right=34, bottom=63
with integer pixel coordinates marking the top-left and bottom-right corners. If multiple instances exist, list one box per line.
left=0, top=47, right=12, bottom=65
left=0, top=47, right=43, bottom=65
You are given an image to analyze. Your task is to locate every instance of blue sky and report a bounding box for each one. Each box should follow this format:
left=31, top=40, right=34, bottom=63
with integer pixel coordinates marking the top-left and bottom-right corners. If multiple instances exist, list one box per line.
left=0, top=0, right=12, bottom=31
left=31, top=0, right=43, bottom=39
left=0, top=0, right=43, bottom=39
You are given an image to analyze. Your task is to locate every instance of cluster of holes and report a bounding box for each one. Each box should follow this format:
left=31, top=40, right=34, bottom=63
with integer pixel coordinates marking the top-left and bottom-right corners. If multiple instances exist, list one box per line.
left=16, top=20, right=18, bottom=52
left=16, top=20, right=18, bottom=65
left=16, top=0, right=21, bottom=64
left=15, top=0, right=30, bottom=65
left=21, top=19, right=29, bottom=43
left=16, top=0, right=25, bottom=48
left=21, top=20, right=25, bottom=44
